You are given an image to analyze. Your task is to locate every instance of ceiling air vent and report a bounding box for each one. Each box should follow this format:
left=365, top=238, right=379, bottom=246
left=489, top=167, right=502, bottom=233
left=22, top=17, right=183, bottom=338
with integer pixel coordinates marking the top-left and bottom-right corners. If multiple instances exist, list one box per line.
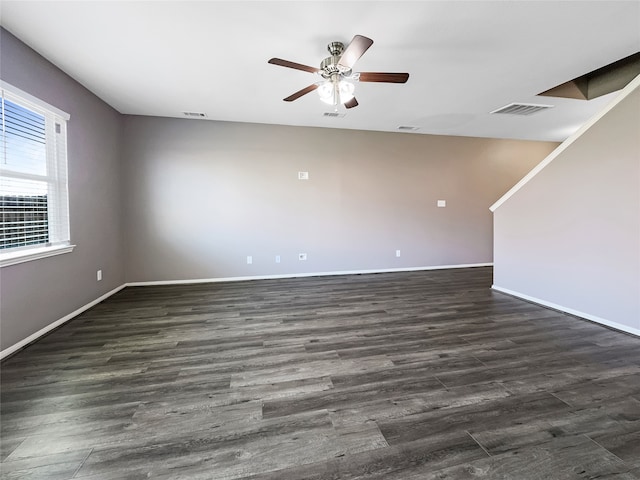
left=323, top=112, right=345, bottom=118
left=183, top=111, right=207, bottom=118
left=490, top=103, right=553, bottom=116
left=397, top=125, right=420, bottom=131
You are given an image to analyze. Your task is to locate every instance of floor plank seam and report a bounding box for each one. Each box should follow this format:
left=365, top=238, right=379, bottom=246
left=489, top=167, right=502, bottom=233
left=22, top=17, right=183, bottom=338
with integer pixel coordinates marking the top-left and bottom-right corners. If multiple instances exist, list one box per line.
left=433, top=375, right=450, bottom=390
left=71, top=447, right=94, bottom=479
left=582, top=433, right=628, bottom=465
left=549, top=391, right=574, bottom=409
left=465, top=430, right=492, bottom=457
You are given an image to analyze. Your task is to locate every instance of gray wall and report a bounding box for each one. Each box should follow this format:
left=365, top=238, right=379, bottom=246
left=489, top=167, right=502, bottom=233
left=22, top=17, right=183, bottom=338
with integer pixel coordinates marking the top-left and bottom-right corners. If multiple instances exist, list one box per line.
left=0, top=29, right=561, bottom=353
left=493, top=82, right=640, bottom=333
left=122, top=116, right=557, bottom=282
left=0, top=29, right=125, bottom=350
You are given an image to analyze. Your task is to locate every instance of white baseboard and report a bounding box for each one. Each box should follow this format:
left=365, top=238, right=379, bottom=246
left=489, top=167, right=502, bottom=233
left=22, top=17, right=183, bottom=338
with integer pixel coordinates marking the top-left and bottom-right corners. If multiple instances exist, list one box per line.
left=126, top=263, right=493, bottom=286
left=492, top=285, right=640, bottom=337
left=0, top=284, right=126, bottom=360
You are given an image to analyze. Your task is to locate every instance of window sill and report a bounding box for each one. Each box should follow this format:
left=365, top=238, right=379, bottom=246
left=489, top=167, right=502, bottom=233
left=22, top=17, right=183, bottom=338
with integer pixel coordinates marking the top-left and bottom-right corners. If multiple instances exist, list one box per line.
left=0, top=244, right=76, bottom=267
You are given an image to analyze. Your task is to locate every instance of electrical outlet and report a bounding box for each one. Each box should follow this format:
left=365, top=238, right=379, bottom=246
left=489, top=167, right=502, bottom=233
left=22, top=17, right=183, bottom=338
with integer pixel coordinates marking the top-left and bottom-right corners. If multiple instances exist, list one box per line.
left=298, top=253, right=307, bottom=261
left=247, top=256, right=253, bottom=264
left=298, top=171, right=309, bottom=180
left=396, top=250, right=401, bottom=258
left=96, top=269, right=102, bottom=281
left=275, top=255, right=281, bottom=263
left=437, top=200, right=446, bottom=207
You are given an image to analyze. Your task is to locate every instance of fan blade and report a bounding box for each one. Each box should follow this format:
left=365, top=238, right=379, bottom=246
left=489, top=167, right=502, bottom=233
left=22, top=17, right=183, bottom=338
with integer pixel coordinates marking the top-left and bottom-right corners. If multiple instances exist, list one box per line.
left=283, top=84, right=319, bottom=102
left=344, top=97, right=359, bottom=109
left=358, top=72, right=410, bottom=83
left=268, top=58, right=319, bottom=74
left=337, top=35, right=373, bottom=69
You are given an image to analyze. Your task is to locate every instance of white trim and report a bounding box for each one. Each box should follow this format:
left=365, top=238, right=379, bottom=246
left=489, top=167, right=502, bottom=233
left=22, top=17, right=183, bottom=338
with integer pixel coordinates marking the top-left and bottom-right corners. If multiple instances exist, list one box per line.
left=0, top=244, right=76, bottom=267
left=492, top=285, right=640, bottom=337
left=1, top=80, right=70, bottom=120
left=126, top=263, right=493, bottom=286
left=490, top=73, right=640, bottom=212
left=0, top=283, right=126, bottom=360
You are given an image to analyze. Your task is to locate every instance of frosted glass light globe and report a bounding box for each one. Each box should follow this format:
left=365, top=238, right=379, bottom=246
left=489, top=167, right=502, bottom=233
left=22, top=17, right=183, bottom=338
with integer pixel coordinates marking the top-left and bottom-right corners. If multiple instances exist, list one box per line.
left=317, top=79, right=355, bottom=105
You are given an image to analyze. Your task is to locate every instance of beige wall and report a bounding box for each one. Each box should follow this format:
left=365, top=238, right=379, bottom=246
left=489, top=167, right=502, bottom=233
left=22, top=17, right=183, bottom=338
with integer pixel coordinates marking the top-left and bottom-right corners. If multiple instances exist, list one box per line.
left=122, top=116, right=557, bottom=282
left=493, top=81, right=640, bottom=334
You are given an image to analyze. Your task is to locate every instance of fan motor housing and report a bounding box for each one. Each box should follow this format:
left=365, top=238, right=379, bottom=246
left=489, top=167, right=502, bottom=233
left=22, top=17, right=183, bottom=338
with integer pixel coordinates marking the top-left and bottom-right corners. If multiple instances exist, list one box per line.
left=320, top=42, right=352, bottom=79
left=320, top=57, right=339, bottom=76
left=327, top=41, right=344, bottom=56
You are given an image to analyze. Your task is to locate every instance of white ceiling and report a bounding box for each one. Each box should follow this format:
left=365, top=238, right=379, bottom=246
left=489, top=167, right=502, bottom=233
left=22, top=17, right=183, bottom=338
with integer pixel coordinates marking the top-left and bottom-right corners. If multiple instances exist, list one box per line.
left=1, top=1, right=638, bottom=142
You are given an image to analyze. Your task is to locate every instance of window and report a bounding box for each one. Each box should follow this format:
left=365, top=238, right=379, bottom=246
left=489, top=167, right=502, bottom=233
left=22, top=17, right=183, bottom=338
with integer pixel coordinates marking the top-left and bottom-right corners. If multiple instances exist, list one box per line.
left=0, top=82, right=73, bottom=267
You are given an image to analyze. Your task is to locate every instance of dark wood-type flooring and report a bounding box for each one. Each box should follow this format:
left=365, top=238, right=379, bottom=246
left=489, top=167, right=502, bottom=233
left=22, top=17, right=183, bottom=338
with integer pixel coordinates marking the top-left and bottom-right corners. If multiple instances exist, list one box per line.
left=1, top=267, right=640, bottom=479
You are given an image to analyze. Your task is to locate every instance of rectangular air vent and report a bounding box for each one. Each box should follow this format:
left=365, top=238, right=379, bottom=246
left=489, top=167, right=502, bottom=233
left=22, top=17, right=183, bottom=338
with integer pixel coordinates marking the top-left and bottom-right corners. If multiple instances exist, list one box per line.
left=397, top=125, right=420, bottom=131
left=323, top=112, right=345, bottom=118
left=490, top=103, right=553, bottom=116
left=183, top=111, right=207, bottom=118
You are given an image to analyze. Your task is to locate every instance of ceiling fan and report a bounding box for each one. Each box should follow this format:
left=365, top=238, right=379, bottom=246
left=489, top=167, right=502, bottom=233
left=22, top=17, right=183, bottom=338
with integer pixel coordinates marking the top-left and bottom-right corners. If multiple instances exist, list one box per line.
left=268, top=35, right=409, bottom=109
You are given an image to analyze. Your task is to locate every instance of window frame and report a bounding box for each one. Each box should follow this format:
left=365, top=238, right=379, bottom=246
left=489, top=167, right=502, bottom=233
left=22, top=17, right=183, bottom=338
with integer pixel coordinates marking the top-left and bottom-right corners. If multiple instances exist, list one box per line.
left=0, top=81, right=75, bottom=267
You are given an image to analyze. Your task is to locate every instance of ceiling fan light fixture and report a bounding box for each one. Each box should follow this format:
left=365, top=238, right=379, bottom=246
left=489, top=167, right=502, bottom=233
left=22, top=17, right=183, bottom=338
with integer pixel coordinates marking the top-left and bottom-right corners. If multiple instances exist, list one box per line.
left=317, top=79, right=355, bottom=106
left=317, top=81, right=335, bottom=104
left=339, top=80, right=355, bottom=103
left=269, top=35, right=409, bottom=108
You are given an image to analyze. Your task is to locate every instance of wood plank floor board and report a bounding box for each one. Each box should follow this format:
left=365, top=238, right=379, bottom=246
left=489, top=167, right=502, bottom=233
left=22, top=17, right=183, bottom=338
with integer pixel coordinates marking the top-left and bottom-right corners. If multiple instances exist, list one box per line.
left=433, top=356, right=588, bottom=390
left=0, top=373, right=232, bottom=417
left=1, top=267, right=639, bottom=479
left=319, top=382, right=515, bottom=431
left=544, top=398, right=640, bottom=444
left=377, top=390, right=573, bottom=446
left=1, top=402, right=140, bottom=441
left=589, top=427, right=640, bottom=468
left=419, top=434, right=637, bottom=479
left=0, top=449, right=91, bottom=480
left=72, top=410, right=344, bottom=479
left=0, top=437, right=25, bottom=463
left=150, top=432, right=489, bottom=480
left=550, top=372, right=640, bottom=408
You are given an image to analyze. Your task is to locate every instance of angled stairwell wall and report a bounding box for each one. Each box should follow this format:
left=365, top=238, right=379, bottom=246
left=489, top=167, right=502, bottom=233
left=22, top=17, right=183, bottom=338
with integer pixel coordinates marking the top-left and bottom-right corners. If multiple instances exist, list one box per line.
left=491, top=75, right=640, bottom=336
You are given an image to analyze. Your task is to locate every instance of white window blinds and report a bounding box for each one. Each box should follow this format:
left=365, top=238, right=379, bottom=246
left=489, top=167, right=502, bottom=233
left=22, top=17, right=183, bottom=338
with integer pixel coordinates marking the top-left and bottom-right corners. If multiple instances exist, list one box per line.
left=0, top=84, right=70, bottom=251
